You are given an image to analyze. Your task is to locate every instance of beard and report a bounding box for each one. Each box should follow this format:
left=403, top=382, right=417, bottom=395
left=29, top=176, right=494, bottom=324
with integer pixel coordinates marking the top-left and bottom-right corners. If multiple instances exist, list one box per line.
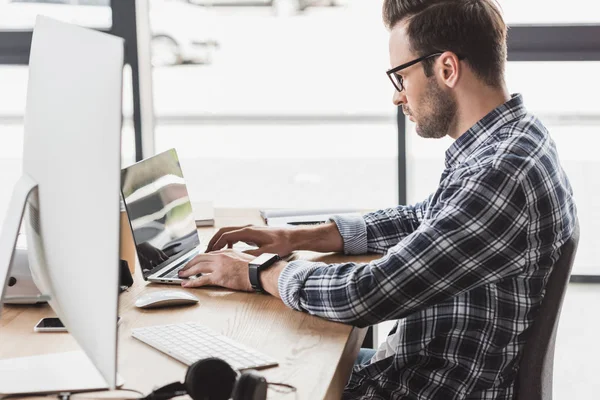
left=409, top=78, right=457, bottom=139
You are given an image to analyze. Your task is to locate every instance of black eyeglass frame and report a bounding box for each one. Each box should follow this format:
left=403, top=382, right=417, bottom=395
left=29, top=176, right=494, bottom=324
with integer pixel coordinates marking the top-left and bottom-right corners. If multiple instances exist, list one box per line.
left=386, top=51, right=465, bottom=92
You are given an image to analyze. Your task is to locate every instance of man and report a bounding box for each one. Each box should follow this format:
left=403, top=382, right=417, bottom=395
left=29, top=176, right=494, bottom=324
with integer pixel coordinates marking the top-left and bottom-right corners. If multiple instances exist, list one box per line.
left=179, top=0, right=577, bottom=398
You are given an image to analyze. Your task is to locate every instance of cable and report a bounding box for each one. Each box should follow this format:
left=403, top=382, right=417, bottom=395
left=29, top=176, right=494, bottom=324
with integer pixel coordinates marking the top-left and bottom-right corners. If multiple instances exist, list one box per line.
left=267, top=382, right=297, bottom=394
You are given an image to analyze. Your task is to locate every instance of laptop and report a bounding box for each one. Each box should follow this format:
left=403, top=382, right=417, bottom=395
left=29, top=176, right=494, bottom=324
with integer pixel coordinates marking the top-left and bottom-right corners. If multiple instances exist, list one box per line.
left=121, top=148, right=205, bottom=285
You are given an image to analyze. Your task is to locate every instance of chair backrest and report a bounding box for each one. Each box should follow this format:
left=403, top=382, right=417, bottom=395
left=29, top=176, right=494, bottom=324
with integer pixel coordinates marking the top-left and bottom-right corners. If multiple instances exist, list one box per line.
left=516, top=221, right=580, bottom=400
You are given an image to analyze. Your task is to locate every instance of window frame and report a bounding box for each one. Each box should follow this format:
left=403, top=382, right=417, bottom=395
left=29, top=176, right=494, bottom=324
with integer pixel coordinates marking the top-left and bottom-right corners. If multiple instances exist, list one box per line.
left=0, top=0, right=145, bottom=162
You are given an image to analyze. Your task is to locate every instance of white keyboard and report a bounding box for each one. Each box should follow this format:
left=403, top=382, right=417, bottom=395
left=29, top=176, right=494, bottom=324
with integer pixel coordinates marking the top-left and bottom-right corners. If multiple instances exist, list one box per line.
left=132, top=322, right=278, bottom=371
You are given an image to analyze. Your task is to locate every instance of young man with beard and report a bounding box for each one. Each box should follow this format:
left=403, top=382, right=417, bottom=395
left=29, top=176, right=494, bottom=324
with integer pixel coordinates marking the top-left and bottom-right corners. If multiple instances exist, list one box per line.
left=179, top=0, right=577, bottom=398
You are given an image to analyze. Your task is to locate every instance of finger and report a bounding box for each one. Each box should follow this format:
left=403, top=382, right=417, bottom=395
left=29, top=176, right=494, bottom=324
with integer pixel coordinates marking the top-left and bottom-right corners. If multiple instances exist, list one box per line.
left=206, top=228, right=227, bottom=253
left=179, top=262, right=213, bottom=278
left=181, top=274, right=214, bottom=288
left=180, top=254, right=214, bottom=272
left=211, top=248, right=234, bottom=255
left=242, top=248, right=264, bottom=257
left=205, top=225, right=252, bottom=253
left=212, top=228, right=261, bottom=252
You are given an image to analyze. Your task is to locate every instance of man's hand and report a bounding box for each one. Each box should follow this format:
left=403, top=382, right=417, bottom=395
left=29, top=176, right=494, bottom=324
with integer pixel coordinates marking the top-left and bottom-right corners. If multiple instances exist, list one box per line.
left=205, top=225, right=295, bottom=257
left=179, top=249, right=287, bottom=297
left=205, top=222, right=345, bottom=256
left=179, top=249, right=255, bottom=291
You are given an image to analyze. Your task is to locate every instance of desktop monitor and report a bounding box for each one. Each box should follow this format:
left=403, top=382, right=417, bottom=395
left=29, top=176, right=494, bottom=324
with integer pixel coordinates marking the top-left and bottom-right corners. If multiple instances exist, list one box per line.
left=0, top=16, right=123, bottom=394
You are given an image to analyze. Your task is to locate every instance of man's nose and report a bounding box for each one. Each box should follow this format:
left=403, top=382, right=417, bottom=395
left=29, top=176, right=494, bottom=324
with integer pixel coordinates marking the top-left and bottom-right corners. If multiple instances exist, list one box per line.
left=392, top=90, right=406, bottom=107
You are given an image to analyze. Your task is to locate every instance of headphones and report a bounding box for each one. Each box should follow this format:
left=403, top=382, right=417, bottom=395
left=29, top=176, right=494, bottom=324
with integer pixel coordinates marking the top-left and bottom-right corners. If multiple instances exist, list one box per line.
left=141, top=357, right=295, bottom=400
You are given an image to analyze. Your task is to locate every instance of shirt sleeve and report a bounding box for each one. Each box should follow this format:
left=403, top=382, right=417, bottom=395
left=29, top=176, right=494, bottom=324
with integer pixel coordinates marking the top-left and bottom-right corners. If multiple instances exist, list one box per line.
left=329, top=195, right=432, bottom=256
left=279, top=168, right=529, bottom=327
left=364, top=195, right=432, bottom=254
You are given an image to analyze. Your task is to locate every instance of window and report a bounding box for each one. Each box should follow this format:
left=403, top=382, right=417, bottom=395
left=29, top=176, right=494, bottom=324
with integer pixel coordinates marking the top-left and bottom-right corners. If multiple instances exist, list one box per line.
left=0, top=0, right=126, bottom=218
left=501, top=0, right=600, bottom=25
left=148, top=1, right=398, bottom=209
left=0, top=0, right=112, bottom=31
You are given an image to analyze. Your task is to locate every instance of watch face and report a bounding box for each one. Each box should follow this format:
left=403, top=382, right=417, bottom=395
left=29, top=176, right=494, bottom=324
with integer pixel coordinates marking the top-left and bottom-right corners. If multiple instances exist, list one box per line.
left=251, top=253, right=277, bottom=266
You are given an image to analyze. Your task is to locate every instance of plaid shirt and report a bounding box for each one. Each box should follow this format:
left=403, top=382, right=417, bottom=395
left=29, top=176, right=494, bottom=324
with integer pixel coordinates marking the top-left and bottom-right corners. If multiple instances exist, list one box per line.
left=279, top=94, right=577, bottom=399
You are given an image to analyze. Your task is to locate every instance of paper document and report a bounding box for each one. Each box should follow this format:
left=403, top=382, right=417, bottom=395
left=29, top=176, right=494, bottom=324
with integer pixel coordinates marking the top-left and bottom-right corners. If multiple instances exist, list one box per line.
left=260, top=208, right=362, bottom=227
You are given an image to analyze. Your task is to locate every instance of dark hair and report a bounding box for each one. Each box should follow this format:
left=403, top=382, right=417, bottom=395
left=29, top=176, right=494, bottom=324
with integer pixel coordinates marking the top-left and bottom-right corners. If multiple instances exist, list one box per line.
left=383, top=0, right=507, bottom=87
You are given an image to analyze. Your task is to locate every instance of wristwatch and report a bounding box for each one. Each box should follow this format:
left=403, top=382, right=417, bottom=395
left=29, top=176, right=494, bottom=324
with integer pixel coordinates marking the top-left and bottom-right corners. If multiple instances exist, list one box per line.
left=248, top=253, right=281, bottom=293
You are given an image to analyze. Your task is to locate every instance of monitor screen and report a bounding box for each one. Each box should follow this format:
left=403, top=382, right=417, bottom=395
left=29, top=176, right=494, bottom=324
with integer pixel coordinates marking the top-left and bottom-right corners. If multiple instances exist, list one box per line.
left=121, top=149, right=199, bottom=276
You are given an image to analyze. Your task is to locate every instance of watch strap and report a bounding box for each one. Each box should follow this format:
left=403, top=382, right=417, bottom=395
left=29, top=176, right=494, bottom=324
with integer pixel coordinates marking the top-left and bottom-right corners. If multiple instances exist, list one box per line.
left=248, top=253, right=281, bottom=293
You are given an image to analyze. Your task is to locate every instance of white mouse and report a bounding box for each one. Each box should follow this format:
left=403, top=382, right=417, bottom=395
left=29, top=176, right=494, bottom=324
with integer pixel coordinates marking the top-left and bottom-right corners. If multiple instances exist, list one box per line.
left=135, top=290, right=199, bottom=309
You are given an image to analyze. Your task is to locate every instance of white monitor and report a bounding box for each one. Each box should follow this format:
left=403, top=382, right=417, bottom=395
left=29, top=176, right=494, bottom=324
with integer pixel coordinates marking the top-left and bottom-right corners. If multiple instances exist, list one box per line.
left=0, top=16, right=124, bottom=395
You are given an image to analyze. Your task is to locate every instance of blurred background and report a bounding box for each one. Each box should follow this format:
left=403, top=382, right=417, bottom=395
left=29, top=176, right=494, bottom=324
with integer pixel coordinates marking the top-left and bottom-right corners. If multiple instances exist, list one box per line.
left=0, top=1, right=599, bottom=396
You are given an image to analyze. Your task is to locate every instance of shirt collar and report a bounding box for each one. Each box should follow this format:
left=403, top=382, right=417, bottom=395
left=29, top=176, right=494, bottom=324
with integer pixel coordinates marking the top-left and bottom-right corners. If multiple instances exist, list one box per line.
left=445, top=93, right=527, bottom=169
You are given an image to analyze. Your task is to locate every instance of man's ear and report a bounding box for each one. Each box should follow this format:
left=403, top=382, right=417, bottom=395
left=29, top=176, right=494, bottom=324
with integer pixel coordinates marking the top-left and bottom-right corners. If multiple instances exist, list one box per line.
left=438, top=51, right=460, bottom=88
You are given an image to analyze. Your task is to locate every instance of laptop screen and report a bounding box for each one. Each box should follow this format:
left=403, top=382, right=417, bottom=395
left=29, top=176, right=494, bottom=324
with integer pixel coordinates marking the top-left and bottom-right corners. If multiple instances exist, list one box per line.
left=121, top=148, right=200, bottom=277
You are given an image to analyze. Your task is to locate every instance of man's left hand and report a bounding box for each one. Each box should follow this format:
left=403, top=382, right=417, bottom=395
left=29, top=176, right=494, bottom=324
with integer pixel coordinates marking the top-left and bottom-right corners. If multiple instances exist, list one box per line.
left=178, top=249, right=254, bottom=291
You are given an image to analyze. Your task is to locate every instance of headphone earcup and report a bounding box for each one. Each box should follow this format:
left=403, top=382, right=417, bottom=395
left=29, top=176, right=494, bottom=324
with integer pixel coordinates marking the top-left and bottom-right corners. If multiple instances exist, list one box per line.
left=184, top=358, right=237, bottom=400
left=231, top=370, right=267, bottom=400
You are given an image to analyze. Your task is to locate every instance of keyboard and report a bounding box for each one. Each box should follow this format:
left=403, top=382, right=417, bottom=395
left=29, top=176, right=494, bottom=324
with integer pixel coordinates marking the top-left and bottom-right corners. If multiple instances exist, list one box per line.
left=157, top=251, right=199, bottom=279
left=131, top=322, right=279, bottom=371
left=159, top=265, right=185, bottom=279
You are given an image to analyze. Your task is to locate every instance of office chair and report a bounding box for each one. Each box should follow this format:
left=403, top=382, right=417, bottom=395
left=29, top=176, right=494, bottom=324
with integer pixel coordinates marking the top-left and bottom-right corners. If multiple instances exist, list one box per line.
left=515, top=220, right=580, bottom=400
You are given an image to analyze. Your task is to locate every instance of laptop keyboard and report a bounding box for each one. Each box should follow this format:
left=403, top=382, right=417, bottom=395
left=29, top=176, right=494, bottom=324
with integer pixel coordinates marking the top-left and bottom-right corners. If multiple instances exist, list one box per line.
left=160, top=265, right=186, bottom=279
left=132, top=322, right=278, bottom=370
left=157, top=251, right=200, bottom=279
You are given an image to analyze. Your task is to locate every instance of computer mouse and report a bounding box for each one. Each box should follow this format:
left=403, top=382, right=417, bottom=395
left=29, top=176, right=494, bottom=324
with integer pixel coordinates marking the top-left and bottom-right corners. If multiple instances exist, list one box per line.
left=135, top=290, right=199, bottom=309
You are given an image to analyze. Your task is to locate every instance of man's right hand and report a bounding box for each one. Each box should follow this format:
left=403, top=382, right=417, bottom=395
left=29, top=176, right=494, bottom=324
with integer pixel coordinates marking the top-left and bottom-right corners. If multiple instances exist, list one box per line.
left=205, top=222, right=344, bottom=257
left=205, top=225, right=295, bottom=257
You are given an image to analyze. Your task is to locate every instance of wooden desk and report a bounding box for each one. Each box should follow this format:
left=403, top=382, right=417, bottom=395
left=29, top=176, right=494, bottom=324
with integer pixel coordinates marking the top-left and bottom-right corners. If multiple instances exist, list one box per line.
left=0, top=208, right=378, bottom=399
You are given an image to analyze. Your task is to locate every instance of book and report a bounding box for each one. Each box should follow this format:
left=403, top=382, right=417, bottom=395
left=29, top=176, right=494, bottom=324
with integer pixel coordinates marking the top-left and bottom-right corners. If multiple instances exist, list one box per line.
left=259, top=208, right=362, bottom=227
left=192, top=201, right=215, bottom=227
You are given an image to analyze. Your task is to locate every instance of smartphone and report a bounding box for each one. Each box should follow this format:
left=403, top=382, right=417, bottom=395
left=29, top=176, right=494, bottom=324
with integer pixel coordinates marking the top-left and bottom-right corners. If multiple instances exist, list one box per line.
left=34, top=316, right=122, bottom=332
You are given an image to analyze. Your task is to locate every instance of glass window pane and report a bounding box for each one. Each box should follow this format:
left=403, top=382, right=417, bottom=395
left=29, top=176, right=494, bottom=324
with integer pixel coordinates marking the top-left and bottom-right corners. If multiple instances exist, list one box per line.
left=501, top=0, right=600, bottom=25
left=0, top=0, right=112, bottom=30
left=150, top=1, right=397, bottom=209
left=407, top=61, right=600, bottom=276
left=156, top=122, right=396, bottom=209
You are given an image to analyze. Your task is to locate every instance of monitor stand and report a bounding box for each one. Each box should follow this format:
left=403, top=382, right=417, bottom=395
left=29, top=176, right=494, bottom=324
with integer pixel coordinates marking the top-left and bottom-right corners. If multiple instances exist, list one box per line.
left=0, top=175, right=121, bottom=395
left=0, top=174, right=38, bottom=307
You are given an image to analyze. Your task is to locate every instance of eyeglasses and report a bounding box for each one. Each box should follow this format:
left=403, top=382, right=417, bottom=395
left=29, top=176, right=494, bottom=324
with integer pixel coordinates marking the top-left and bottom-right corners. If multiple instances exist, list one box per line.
left=386, top=52, right=465, bottom=92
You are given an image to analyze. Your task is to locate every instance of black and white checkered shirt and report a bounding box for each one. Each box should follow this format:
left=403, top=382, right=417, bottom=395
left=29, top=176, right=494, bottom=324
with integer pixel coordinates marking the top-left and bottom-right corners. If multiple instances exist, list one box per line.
left=278, top=94, right=577, bottom=399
